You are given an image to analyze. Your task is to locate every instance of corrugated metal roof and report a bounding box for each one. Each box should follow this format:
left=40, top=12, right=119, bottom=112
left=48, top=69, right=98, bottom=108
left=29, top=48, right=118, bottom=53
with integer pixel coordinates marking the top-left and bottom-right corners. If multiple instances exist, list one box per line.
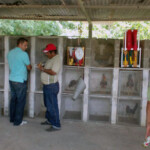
left=0, top=0, right=150, bottom=21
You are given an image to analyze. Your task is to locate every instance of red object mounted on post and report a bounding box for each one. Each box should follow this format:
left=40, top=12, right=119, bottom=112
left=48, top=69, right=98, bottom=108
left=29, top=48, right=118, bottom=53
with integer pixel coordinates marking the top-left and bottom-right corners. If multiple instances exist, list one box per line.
left=126, top=29, right=138, bottom=51
left=127, top=29, right=133, bottom=50
left=133, top=29, right=137, bottom=51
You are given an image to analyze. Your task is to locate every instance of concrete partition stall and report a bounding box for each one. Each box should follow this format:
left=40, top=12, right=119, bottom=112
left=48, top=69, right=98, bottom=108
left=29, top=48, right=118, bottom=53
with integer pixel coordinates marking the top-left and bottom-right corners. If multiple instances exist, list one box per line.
left=31, top=36, right=59, bottom=117
left=89, top=97, right=111, bottom=122
left=91, top=39, right=115, bottom=67
left=61, top=66, right=84, bottom=120
left=62, top=67, right=84, bottom=93
left=0, top=36, right=149, bottom=127
left=89, top=68, right=113, bottom=96
left=88, top=68, right=113, bottom=122
left=117, top=98, right=141, bottom=125
left=61, top=95, right=83, bottom=120
left=117, top=70, right=143, bottom=125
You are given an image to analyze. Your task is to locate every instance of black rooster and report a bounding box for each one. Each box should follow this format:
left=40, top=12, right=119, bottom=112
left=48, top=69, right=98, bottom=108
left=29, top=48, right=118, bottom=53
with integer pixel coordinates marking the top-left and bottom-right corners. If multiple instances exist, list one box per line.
left=126, top=103, right=138, bottom=115
left=68, top=80, right=77, bottom=88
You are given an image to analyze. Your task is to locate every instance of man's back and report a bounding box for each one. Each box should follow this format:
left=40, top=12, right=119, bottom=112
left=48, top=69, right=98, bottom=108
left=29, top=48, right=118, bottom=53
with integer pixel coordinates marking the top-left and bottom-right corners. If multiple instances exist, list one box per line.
left=7, top=47, right=30, bottom=83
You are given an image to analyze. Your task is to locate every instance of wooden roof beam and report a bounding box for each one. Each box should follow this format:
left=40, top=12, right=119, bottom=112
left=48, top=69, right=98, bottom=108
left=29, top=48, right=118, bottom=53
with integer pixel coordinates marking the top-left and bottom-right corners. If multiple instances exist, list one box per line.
left=60, top=0, right=66, bottom=5
left=77, top=0, right=92, bottom=24
left=1, top=16, right=150, bottom=21
left=0, top=15, right=85, bottom=21
left=0, top=4, right=150, bottom=9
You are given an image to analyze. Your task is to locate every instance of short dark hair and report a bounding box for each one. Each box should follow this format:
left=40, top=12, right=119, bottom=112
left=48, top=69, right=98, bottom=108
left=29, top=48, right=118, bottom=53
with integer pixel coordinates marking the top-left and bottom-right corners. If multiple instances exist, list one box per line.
left=17, top=38, right=28, bottom=46
left=49, top=50, right=57, bottom=54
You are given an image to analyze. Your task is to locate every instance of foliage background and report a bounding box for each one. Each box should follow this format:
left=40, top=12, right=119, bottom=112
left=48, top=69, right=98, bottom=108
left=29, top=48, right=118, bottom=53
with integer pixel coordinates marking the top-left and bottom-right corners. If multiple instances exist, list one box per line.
left=0, top=19, right=150, bottom=39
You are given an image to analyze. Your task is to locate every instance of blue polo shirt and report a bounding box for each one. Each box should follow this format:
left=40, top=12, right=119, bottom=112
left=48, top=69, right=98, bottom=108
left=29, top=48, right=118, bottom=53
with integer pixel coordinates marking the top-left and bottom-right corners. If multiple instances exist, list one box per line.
left=7, top=47, right=30, bottom=83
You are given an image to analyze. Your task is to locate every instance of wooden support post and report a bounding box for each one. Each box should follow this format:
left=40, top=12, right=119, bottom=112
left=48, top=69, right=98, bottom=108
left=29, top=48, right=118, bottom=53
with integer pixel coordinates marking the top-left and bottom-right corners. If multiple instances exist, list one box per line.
left=143, top=40, right=150, bottom=68
left=29, top=37, right=36, bottom=117
left=141, top=69, right=149, bottom=126
left=82, top=67, right=89, bottom=122
left=114, top=40, right=120, bottom=67
left=88, top=23, right=92, bottom=39
left=57, top=37, right=64, bottom=115
left=4, top=36, right=9, bottom=116
left=111, top=68, right=119, bottom=124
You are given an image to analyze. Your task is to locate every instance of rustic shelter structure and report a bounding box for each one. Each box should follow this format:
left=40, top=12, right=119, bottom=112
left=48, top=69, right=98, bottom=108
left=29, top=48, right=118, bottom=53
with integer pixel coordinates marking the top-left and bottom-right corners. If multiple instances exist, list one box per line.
left=0, top=0, right=150, bottom=37
left=0, top=0, right=150, bottom=21
left=0, top=0, right=150, bottom=127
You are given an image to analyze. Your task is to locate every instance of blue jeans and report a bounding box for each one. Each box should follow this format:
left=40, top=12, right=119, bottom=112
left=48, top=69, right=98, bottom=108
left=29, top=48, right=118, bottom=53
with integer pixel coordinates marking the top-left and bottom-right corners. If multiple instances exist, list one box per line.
left=43, top=82, right=61, bottom=128
left=9, top=81, right=27, bottom=125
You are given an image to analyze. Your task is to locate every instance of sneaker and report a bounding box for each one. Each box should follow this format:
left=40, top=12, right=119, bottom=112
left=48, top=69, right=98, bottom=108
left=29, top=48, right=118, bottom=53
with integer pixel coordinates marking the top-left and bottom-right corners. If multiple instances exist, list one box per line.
left=143, top=141, right=149, bottom=148
left=143, top=137, right=150, bottom=148
left=41, top=120, right=51, bottom=125
left=20, top=120, right=27, bottom=126
left=45, top=127, right=60, bottom=132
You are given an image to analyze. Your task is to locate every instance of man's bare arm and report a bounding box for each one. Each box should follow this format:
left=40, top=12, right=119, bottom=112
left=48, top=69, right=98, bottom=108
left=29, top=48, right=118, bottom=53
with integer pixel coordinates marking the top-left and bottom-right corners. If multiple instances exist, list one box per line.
left=42, top=68, right=56, bottom=75
left=37, top=64, right=56, bottom=75
left=27, top=64, right=32, bottom=71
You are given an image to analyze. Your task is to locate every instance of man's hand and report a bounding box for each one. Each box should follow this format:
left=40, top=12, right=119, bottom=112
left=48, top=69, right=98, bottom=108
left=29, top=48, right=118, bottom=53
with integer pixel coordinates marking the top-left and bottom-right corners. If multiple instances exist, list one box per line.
left=37, top=63, right=44, bottom=71
left=27, top=64, right=32, bottom=71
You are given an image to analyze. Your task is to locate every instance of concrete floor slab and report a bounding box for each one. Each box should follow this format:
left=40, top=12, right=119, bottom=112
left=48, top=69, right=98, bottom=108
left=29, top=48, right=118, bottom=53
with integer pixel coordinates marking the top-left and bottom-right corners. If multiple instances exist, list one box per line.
left=0, top=117, right=146, bottom=150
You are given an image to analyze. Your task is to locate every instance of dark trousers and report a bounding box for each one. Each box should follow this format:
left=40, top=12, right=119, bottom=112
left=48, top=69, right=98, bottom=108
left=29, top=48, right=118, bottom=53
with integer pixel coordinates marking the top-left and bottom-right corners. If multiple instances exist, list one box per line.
left=9, top=81, right=27, bottom=125
left=43, top=82, right=61, bottom=128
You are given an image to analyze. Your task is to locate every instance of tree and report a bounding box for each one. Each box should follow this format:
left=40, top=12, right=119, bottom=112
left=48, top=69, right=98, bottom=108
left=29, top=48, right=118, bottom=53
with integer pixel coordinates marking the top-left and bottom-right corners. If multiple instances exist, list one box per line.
left=0, top=19, right=150, bottom=40
left=92, top=21, right=150, bottom=40
left=0, top=20, right=78, bottom=36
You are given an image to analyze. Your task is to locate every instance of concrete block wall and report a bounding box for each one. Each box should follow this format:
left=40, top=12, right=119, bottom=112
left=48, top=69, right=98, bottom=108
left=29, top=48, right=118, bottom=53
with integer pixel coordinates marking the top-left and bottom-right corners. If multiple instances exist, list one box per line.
left=0, top=36, right=149, bottom=126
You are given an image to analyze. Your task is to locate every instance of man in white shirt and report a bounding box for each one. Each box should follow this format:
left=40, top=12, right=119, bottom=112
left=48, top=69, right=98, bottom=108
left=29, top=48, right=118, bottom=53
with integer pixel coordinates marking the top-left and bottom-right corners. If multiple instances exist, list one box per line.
left=37, top=43, right=61, bottom=132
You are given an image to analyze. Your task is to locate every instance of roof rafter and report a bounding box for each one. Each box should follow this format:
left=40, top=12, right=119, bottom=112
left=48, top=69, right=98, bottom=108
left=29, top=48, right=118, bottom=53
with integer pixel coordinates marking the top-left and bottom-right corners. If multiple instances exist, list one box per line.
left=77, top=0, right=91, bottom=24
left=1, top=16, right=150, bottom=21
left=0, top=4, right=150, bottom=9
left=60, top=0, right=66, bottom=5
